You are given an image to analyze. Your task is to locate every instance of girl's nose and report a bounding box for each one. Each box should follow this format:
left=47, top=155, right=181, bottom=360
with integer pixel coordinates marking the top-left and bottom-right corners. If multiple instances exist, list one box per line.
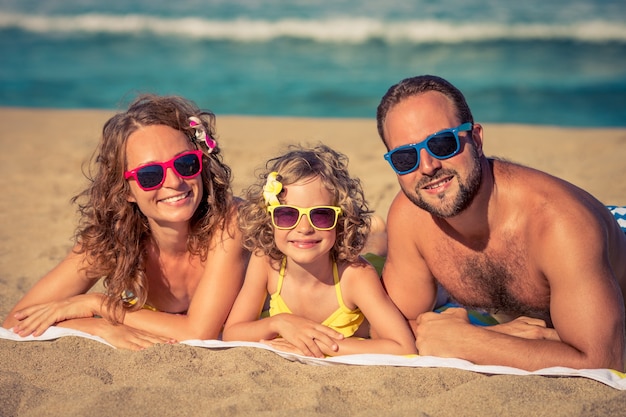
left=295, top=214, right=314, bottom=233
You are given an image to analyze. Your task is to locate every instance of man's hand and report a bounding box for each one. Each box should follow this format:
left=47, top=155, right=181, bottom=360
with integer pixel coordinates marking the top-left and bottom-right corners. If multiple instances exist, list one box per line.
left=413, top=307, right=472, bottom=357
left=486, top=316, right=561, bottom=341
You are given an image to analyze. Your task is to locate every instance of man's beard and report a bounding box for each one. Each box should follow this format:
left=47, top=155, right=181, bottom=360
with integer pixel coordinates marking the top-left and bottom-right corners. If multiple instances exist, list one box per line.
left=400, top=145, right=482, bottom=218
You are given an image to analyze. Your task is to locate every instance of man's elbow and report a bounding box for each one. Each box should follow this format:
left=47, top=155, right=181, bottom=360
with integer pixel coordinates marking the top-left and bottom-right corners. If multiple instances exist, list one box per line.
left=581, top=345, right=624, bottom=371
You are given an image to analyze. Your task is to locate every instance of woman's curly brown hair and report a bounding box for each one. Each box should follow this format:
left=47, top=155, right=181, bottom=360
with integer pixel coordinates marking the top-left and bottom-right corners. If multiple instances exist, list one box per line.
left=239, top=143, right=371, bottom=264
left=71, top=94, right=233, bottom=321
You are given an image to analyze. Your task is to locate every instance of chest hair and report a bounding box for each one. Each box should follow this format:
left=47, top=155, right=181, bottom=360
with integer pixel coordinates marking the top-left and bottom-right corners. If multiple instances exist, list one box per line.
left=431, top=240, right=550, bottom=320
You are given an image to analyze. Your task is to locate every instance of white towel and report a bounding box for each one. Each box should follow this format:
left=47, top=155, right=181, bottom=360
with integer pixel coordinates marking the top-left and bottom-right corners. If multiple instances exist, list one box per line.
left=1, top=326, right=624, bottom=390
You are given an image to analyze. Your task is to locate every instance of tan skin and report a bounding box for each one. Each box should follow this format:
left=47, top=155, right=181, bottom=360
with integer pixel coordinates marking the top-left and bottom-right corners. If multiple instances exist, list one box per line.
left=3, top=125, right=248, bottom=350
left=222, top=176, right=416, bottom=358
left=381, top=92, right=626, bottom=371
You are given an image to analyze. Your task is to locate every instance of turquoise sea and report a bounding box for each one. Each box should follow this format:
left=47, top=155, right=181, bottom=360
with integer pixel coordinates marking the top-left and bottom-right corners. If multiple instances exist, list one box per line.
left=1, top=0, right=625, bottom=126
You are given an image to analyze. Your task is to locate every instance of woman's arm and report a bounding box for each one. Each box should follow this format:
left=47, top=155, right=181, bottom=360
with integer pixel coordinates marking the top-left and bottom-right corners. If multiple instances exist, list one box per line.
left=121, top=211, right=249, bottom=341
left=4, top=246, right=177, bottom=349
left=10, top=210, right=249, bottom=343
left=56, top=317, right=175, bottom=350
left=2, top=247, right=99, bottom=331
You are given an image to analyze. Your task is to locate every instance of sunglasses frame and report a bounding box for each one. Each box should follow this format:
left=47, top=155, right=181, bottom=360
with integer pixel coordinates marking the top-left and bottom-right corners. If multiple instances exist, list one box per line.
left=124, top=150, right=204, bottom=191
left=267, top=205, right=343, bottom=231
left=384, top=122, right=473, bottom=175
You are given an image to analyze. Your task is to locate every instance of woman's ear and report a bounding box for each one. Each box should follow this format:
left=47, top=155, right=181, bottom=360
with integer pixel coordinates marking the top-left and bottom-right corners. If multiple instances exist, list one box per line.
left=127, top=189, right=137, bottom=203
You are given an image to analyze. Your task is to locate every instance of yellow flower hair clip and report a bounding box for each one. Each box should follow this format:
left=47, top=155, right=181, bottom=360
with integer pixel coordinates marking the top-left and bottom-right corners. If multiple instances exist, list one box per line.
left=263, top=172, right=283, bottom=206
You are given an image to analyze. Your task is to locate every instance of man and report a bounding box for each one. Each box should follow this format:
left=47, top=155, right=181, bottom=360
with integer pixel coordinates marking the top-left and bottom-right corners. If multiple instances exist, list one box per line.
left=377, top=74, right=626, bottom=371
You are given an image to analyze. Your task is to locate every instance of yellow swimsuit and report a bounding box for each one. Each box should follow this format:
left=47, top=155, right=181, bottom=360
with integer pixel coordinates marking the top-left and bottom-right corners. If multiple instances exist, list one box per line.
left=268, top=258, right=364, bottom=338
left=121, top=291, right=159, bottom=312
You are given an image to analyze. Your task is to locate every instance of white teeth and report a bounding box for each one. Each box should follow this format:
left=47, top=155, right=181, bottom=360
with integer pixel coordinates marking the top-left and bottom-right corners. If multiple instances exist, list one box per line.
left=425, top=177, right=451, bottom=190
left=160, top=191, right=189, bottom=203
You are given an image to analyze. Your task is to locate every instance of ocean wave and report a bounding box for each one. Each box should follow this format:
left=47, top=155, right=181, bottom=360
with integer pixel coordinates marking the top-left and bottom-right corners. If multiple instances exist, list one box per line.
left=1, top=12, right=625, bottom=44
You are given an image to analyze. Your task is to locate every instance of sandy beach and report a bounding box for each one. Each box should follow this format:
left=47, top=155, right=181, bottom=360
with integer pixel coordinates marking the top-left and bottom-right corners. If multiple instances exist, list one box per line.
left=1, top=107, right=625, bottom=416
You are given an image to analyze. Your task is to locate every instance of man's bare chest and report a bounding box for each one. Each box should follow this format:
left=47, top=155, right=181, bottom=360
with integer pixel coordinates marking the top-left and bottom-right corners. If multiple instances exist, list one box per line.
left=423, top=237, right=550, bottom=318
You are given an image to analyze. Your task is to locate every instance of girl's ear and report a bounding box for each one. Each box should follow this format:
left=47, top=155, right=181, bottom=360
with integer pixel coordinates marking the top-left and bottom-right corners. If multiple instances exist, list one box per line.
left=127, top=189, right=137, bottom=203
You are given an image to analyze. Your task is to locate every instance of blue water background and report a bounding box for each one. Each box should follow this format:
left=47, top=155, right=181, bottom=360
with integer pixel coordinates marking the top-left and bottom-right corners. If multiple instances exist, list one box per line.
left=1, top=0, right=625, bottom=127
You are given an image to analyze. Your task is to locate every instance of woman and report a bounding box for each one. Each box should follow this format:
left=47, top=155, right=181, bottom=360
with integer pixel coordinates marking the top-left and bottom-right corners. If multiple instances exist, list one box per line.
left=2, top=94, right=248, bottom=350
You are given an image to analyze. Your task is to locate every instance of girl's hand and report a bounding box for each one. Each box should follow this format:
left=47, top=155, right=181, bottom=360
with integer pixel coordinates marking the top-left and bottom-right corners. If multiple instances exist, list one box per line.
left=11, top=293, right=104, bottom=337
left=272, top=313, right=343, bottom=358
left=261, top=337, right=338, bottom=357
left=260, top=338, right=307, bottom=355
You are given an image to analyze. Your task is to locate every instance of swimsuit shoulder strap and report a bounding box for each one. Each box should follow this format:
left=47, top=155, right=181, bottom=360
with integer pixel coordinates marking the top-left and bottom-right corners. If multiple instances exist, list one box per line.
left=275, top=257, right=287, bottom=294
left=331, top=260, right=349, bottom=310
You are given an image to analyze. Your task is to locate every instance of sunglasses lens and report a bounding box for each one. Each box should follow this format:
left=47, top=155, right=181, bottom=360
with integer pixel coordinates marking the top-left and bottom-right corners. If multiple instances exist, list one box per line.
left=390, top=148, right=418, bottom=174
left=309, top=208, right=337, bottom=229
left=173, top=153, right=202, bottom=177
left=273, top=206, right=300, bottom=228
left=427, top=132, right=458, bottom=158
left=136, top=165, right=165, bottom=189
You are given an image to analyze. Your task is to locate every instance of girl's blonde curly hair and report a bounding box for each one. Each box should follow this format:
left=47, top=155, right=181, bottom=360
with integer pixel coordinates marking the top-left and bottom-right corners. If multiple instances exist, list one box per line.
left=239, top=143, right=371, bottom=263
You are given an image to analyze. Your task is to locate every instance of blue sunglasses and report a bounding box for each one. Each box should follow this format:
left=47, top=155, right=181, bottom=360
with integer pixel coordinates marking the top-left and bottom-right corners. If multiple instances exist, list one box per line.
left=384, top=122, right=473, bottom=175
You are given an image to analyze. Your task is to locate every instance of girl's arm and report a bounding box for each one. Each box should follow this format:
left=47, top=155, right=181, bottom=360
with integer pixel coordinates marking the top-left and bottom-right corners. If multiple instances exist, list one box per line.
left=223, top=254, right=343, bottom=358
left=222, top=254, right=273, bottom=339
left=322, top=260, right=417, bottom=356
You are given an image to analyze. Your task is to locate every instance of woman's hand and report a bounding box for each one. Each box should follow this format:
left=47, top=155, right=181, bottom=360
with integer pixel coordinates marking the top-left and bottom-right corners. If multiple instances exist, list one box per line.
left=10, top=293, right=105, bottom=337
left=91, top=320, right=176, bottom=350
left=270, top=313, right=343, bottom=358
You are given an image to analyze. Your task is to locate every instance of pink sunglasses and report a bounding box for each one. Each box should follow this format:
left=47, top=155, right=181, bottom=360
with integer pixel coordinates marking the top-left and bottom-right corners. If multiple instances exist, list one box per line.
left=124, top=150, right=203, bottom=191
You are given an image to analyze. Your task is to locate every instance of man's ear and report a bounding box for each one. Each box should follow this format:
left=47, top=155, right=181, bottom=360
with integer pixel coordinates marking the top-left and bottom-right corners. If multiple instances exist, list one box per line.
left=471, top=123, right=484, bottom=156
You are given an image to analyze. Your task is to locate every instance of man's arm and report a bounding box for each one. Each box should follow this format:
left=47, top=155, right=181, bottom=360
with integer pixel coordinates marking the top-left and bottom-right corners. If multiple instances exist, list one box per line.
left=414, top=202, right=625, bottom=371
left=382, top=193, right=438, bottom=322
left=536, top=203, right=624, bottom=370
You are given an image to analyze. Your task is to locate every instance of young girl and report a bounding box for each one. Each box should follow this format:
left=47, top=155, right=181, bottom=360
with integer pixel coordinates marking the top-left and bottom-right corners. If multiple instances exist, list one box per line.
left=222, top=144, right=416, bottom=357
left=2, top=94, right=248, bottom=350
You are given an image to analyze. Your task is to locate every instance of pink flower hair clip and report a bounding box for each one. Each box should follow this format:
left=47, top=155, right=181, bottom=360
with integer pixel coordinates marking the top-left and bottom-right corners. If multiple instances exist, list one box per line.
left=189, top=116, right=216, bottom=153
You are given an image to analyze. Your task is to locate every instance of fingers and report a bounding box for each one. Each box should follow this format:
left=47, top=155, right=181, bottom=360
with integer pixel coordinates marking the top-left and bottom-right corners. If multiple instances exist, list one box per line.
left=260, top=338, right=305, bottom=355
left=94, top=320, right=176, bottom=350
left=13, top=307, right=57, bottom=337
left=267, top=333, right=332, bottom=358
left=309, top=326, right=343, bottom=352
left=513, top=316, right=548, bottom=327
left=415, top=311, right=437, bottom=325
left=439, top=307, right=468, bottom=317
left=261, top=337, right=326, bottom=358
left=121, top=335, right=176, bottom=351
left=131, top=328, right=176, bottom=346
left=294, top=335, right=326, bottom=358
left=273, top=315, right=343, bottom=357
left=316, top=325, right=344, bottom=341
